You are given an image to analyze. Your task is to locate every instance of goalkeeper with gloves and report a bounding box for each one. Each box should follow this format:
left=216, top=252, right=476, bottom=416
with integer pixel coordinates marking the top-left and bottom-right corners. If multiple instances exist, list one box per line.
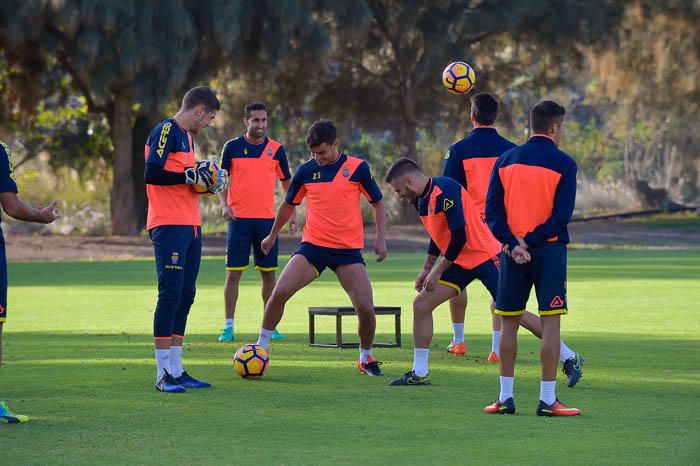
left=143, top=86, right=227, bottom=393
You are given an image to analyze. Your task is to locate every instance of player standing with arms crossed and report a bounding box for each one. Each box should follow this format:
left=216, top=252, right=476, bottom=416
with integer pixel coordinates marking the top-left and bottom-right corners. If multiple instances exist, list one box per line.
left=216, top=102, right=296, bottom=343
left=144, top=86, right=226, bottom=393
left=255, top=119, right=388, bottom=376
left=484, top=100, right=581, bottom=416
left=0, top=141, right=60, bottom=422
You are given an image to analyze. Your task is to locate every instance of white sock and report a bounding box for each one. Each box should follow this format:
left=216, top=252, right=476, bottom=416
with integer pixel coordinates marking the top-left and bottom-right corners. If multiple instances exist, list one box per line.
left=452, top=323, right=465, bottom=344
left=155, top=349, right=171, bottom=380
left=491, top=331, right=501, bottom=355
left=256, top=327, right=274, bottom=350
left=359, top=347, right=372, bottom=363
left=499, top=376, right=514, bottom=403
left=170, top=345, right=183, bottom=378
left=225, top=318, right=234, bottom=330
left=540, top=380, right=556, bottom=405
left=413, top=348, right=430, bottom=376
left=559, top=340, right=575, bottom=362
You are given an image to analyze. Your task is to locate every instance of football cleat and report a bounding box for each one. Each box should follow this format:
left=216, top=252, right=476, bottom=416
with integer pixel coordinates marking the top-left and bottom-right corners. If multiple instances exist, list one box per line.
left=484, top=397, right=516, bottom=415
left=536, top=398, right=581, bottom=417
left=357, top=356, right=384, bottom=376
left=446, top=341, right=467, bottom=355
left=271, top=328, right=286, bottom=340
left=217, top=327, right=234, bottom=342
left=0, top=401, right=29, bottom=423
left=562, top=353, right=584, bottom=387
left=389, top=370, right=431, bottom=386
left=487, top=352, right=500, bottom=363
left=175, top=371, right=211, bottom=389
left=155, top=371, right=186, bottom=393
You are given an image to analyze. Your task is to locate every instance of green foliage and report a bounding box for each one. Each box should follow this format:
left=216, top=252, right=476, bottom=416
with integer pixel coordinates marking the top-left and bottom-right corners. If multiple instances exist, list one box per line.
left=0, top=250, right=698, bottom=463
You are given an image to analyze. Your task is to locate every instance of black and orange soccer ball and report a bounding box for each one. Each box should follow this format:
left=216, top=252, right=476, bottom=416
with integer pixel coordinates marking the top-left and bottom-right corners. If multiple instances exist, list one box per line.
left=233, top=344, right=269, bottom=379
left=442, top=61, right=476, bottom=95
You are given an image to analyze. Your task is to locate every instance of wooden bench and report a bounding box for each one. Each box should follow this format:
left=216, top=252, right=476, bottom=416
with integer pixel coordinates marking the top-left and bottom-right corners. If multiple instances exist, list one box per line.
left=308, top=306, right=401, bottom=348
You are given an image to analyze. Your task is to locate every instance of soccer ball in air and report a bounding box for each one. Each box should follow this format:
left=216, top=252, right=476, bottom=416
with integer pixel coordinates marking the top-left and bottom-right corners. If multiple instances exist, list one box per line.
left=442, top=61, right=476, bottom=95
left=233, top=344, right=269, bottom=379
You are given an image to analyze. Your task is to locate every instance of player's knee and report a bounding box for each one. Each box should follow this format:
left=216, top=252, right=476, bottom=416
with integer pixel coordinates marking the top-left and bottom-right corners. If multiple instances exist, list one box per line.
left=225, top=271, right=243, bottom=285
left=413, top=296, right=433, bottom=316
left=270, top=284, right=293, bottom=304
left=354, top=302, right=374, bottom=317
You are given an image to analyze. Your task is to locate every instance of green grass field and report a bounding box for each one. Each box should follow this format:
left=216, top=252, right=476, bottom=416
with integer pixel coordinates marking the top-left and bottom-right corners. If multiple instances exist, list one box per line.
left=1, top=250, right=699, bottom=465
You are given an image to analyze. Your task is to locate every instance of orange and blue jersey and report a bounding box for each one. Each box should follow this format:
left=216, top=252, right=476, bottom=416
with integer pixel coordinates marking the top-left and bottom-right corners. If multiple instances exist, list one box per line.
left=221, top=136, right=292, bottom=219
left=485, top=134, right=577, bottom=250
left=285, top=153, right=382, bottom=249
left=442, top=127, right=516, bottom=217
left=417, top=177, right=502, bottom=270
left=144, top=119, right=200, bottom=230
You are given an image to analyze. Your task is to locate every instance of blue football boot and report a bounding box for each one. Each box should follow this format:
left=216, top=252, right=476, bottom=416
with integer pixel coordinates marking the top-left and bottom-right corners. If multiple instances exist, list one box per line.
left=0, top=401, right=29, bottom=423
left=218, top=327, right=234, bottom=342
left=155, top=371, right=186, bottom=393
left=175, top=371, right=211, bottom=389
left=562, top=353, right=584, bottom=387
left=272, top=328, right=286, bottom=340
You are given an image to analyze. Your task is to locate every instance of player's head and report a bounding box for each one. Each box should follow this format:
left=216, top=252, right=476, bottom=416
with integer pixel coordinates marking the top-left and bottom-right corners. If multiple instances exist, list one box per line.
left=385, top=157, right=427, bottom=202
left=181, top=86, right=220, bottom=134
left=307, top=119, right=340, bottom=166
left=244, top=102, right=268, bottom=140
left=470, top=93, right=498, bottom=127
left=531, top=100, right=566, bottom=145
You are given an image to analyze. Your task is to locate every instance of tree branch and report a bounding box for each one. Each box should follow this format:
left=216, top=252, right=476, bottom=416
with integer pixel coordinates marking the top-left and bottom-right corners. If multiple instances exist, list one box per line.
left=55, top=51, right=107, bottom=114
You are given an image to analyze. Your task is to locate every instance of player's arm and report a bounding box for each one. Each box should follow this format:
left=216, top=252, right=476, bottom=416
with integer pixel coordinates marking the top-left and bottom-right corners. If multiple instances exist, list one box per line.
left=523, top=160, right=578, bottom=248
left=0, top=193, right=60, bottom=224
left=415, top=240, right=440, bottom=291
left=442, top=145, right=467, bottom=188
left=261, top=165, right=306, bottom=254
left=354, top=161, right=387, bottom=261
left=218, top=142, right=234, bottom=219
left=281, top=178, right=298, bottom=234
left=485, top=159, right=518, bottom=252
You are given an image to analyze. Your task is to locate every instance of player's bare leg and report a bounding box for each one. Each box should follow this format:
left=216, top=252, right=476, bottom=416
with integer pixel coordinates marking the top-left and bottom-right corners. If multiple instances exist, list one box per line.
left=447, top=291, right=467, bottom=355
left=256, top=254, right=316, bottom=349
left=499, top=315, right=520, bottom=378
left=219, top=270, right=243, bottom=341
left=389, top=284, right=455, bottom=385
left=260, top=269, right=285, bottom=339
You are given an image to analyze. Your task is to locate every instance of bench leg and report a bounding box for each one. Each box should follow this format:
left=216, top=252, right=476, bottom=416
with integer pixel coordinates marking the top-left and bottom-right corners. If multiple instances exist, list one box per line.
left=309, top=313, right=315, bottom=345
left=395, top=313, right=401, bottom=347
left=336, top=314, right=342, bottom=347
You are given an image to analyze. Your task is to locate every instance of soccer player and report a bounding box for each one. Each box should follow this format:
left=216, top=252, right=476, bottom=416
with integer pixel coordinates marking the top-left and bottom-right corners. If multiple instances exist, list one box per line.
left=144, top=86, right=225, bottom=393
left=384, top=158, right=502, bottom=386
left=443, top=94, right=583, bottom=387
left=484, top=100, right=581, bottom=416
left=442, top=92, right=516, bottom=358
left=216, top=102, right=296, bottom=343
left=255, top=119, right=388, bottom=376
left=0, top=140, right=61, bottom=422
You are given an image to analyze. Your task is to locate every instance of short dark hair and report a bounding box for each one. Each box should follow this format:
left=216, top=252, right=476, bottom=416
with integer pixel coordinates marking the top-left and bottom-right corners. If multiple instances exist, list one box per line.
left=245, top=101, right=267, bottom=118
left=531, top=100, right=566, bottom=134
left=306, top=119, right=337, bottom=148
left=384, top=157, right=423, bottom=183
left=182, top=86, right=221, bottom=112
left=471, top=93, right=498, bottom=125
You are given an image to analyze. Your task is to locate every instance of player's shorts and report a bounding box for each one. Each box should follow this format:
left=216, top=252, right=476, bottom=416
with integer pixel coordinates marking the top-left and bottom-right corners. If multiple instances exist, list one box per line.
left=0, top=227, right=6, bottom=323
left=495, top=242, right=568, bottom=316
left=293, top=242, right=365, bottom=277
left=226, top=218, right=278, bottom=272
left=437, top=254, right=501, bottom=300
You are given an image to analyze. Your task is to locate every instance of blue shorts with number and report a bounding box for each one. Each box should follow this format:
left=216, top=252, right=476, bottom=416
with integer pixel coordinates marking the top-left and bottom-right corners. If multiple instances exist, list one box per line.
left=438, top=254, right=501, bottom=299
left=226, top=218, right=278, bottom=272
left=293, top=242, right=365, bottom=277
left=495, top=242, right=568, bottom=316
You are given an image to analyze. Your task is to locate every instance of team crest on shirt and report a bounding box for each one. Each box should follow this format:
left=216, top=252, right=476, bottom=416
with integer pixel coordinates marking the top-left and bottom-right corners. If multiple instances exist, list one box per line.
left=267, top=148, right=273, bottom=156
left=444, top=152, right=450, bottom=159
left=342, top=167, right=349, bottom=178
left=443, top=199, right=454, bottom=211
left=244, top=148, right=248, bottom=155
left=171, top=252, right=179, bottom=264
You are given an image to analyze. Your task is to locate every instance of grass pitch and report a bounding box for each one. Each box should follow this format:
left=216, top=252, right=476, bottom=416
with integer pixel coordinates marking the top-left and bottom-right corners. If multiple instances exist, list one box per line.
left=1, top=250, right=698, bottom=464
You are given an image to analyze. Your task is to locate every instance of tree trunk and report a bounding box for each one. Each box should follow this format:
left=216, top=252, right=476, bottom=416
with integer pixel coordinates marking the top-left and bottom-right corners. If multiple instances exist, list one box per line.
left=131, top=113, right=156, bottom=232
left=397, top=84, right=419, bottom=224
left=110, top=87, right=141, bottom=235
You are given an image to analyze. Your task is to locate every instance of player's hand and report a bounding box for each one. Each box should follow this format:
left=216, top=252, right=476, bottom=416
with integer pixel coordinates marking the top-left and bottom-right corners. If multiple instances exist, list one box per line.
left=511, top=245, right=531, bottom=264
left=261, top=235, right=276, bottom=255
left=516, top=236, right=529, bottom=250
left=38, top=199, right=61, bottom=224
left=502, top=243, right=511, bottom=257
left=374, top=238, right=387, bottom=262
left=423, top=268, right=441, bottom=292
left=221, top=205, right=235, bottom=221
left=415, top=268, right=430, bottom=292
left=288, top=210, right=298, bottom=235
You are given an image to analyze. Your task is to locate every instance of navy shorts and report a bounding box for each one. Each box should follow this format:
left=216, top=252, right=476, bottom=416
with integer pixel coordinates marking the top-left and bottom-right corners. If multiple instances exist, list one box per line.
left=293, top=242, right=365, bottom=277
left=438, top=254, right=501, bottom=300
left=0, top=227, right=6, bottom=323
left=226, top=218, right=278, bottom=272
left=495, top=242, right=568, bottom=316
